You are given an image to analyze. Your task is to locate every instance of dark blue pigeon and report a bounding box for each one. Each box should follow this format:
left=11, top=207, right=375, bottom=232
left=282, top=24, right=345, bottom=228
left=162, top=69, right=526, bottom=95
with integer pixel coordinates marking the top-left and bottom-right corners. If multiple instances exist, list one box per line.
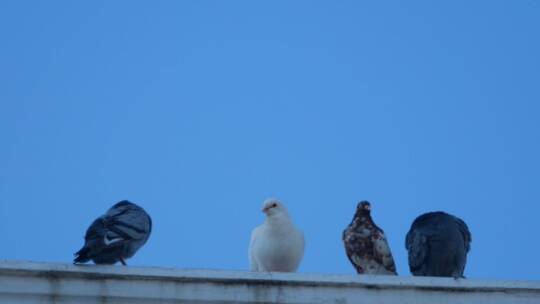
left=405, top=211, right=471, bottom=278
left=74, top=200, right=152, bottom=265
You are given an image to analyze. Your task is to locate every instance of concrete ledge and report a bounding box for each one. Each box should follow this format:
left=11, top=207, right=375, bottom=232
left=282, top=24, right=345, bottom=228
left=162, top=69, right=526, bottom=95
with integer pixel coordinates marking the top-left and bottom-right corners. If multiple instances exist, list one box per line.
left=1, top=260, right=539, bottom=304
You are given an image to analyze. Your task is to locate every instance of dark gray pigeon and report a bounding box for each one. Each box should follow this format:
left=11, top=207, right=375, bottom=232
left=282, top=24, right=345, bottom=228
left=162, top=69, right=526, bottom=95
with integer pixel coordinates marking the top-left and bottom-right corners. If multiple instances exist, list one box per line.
left=343, top=201, right=397, bottom=275
left=405, top=211, right=471, bottom=278
left=74, top=200, right=152, bottom=265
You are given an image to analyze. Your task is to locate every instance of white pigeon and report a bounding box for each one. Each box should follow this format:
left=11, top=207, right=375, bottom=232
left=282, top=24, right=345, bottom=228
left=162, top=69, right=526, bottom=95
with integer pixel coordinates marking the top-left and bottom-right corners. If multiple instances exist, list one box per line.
left=249, top=198, right=305, bottom=272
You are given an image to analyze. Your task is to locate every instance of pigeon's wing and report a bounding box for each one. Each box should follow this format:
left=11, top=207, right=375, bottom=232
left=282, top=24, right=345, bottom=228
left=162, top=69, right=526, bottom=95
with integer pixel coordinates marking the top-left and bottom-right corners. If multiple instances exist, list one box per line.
left=454, top=216, right=471, bottom=252
left=105, top=205, right=152, bottom=243
left=449, top=215, right=471, bottom=277
left=84, top=218, right=107, bottom=244
left=342, top=228, right=364, bottom=273
left=405, top=229, right=428, bottom=274
left=372, top=229, right=397, bottom=274
left=248, top=226, right=262, bottom=271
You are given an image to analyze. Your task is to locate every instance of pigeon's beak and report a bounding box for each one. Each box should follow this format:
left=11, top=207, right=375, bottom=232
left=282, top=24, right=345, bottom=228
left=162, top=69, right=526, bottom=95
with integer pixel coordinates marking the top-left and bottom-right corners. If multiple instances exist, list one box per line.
left=262, top=206, right=269, bottom=213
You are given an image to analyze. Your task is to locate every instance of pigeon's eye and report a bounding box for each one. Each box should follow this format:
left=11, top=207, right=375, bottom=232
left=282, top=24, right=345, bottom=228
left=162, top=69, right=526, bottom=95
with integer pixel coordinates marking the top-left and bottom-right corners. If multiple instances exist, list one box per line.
left=272, top=203, right=277, bottom=208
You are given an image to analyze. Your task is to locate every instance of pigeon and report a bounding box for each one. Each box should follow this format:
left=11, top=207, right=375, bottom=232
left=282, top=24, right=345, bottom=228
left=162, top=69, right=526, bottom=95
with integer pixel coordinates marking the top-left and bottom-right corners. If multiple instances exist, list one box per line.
left=74, top=200, right=152, bottom=265
left=405, top=211, right=471, bottom=278
left=249, top=198, right=305, bottom=272
left=342, top=201, right=397, bottom=275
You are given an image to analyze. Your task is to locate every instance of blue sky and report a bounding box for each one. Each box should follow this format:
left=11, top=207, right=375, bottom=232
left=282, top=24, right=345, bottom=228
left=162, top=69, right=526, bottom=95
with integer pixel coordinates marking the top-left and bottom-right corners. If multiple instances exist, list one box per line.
left=1, top=1, right=539, bottom=281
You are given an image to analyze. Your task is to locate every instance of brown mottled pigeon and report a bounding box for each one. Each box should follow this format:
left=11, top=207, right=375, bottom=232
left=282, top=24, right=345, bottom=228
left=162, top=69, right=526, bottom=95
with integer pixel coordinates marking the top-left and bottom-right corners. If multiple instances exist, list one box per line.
left=343, top=201, right=397, bottom=275
left=74, top=200, right=152, bottom=265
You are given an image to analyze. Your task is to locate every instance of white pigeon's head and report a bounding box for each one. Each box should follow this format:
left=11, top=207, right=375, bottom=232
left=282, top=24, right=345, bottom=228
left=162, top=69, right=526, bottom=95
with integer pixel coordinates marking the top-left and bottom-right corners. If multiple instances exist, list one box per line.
left=262, top=198, right=288, bottom=217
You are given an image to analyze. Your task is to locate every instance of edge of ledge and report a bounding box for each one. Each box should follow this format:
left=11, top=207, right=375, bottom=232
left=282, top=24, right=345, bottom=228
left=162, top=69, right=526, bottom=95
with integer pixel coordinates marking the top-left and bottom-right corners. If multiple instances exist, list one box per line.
left=1, top=260, right=539, bottom=293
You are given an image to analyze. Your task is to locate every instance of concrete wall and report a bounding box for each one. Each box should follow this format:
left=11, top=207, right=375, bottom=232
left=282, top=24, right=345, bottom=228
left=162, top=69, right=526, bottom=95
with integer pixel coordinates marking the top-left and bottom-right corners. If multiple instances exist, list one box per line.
left=1, top=260, right=539, bottom=304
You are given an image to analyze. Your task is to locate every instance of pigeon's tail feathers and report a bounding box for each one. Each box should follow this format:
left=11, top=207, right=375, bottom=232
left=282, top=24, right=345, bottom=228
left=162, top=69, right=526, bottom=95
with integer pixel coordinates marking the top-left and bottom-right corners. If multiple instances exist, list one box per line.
left=74, top=218, right=107, bottom=264
left=73, top=247, right=91, bottom=264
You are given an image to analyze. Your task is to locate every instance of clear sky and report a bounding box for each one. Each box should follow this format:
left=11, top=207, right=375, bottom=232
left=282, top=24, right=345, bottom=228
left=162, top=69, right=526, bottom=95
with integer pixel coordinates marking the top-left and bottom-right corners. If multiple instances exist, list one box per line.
left=1, top=1, right=539, bottom=281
